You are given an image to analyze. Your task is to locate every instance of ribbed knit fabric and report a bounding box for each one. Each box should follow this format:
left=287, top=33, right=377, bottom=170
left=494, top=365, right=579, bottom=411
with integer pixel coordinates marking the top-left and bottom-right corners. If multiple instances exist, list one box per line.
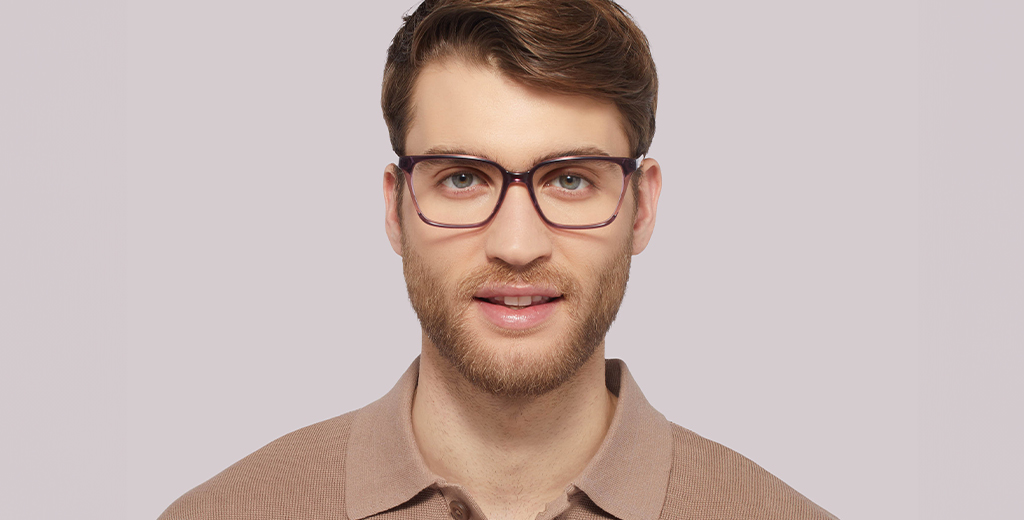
left=159, top=359, right=838, bottom=520
left=159, top=410, right=354, bottom=520
left=659, top=426, right=838, bottom=520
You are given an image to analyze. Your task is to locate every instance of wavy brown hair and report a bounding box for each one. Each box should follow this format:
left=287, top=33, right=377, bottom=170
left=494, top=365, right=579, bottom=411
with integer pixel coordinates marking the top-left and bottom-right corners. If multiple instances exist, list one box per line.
left=381, top=0, right=658, bottom=158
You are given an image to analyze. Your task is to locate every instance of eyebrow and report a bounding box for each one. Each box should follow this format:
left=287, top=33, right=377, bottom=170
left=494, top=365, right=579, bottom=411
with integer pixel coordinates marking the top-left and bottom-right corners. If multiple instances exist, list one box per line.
left=419, top=146, right=614, bottom=167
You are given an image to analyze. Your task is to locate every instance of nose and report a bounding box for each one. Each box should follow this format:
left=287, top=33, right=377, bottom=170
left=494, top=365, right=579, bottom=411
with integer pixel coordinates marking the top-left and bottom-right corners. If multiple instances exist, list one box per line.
left=483, top=181, right=553, bottom=267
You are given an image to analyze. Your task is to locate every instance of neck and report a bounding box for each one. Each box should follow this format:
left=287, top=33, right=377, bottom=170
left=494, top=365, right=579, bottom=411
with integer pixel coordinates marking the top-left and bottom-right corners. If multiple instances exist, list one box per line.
left=412, top=340, right=617, bottom=520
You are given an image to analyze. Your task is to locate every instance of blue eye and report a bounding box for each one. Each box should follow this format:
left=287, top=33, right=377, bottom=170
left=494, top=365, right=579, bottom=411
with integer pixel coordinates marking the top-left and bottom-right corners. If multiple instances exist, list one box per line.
left=555, top=175, right=589, bottom=190
left=444, top=172, right=479, bottom=189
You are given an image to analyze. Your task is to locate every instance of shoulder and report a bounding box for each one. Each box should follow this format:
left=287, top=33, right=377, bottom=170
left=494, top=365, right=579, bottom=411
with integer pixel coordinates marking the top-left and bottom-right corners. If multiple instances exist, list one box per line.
left=157, top=410, right=358, bottom=520
left=661, top=423, right=839, bottom=520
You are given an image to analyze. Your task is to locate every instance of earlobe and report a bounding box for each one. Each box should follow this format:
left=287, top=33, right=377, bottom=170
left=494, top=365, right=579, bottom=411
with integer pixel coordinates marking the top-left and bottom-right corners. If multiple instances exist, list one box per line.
left=383, top=165, right=404, bottom=256
left=631, top=158, right=663, bottom=255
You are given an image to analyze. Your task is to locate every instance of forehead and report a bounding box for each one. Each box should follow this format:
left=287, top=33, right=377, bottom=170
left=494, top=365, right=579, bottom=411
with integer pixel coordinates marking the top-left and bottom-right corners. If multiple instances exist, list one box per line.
left=405, top=59, right=630, bottom=166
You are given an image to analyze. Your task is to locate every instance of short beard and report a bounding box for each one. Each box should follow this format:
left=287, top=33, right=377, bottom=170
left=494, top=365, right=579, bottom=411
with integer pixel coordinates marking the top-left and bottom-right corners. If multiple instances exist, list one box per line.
left=402, top=235, right=632, bottom=398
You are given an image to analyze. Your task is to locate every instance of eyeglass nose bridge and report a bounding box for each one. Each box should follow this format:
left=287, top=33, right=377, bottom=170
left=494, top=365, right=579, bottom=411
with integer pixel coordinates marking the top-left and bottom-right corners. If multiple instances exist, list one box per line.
left=505, top=170, right=532, bottom=184
left=492, top=169, right=543, bottom=220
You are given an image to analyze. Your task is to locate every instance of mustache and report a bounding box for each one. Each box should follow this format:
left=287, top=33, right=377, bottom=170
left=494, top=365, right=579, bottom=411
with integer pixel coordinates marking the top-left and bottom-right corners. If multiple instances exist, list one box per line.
left=456, top=260, right=581, bottom=298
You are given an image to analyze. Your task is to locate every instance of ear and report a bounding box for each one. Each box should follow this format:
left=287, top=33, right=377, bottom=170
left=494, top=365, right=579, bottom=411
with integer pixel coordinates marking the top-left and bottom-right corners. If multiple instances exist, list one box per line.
left=383, top=164, right=404, bottom=256
left=631, top=158, right=663, bottom=255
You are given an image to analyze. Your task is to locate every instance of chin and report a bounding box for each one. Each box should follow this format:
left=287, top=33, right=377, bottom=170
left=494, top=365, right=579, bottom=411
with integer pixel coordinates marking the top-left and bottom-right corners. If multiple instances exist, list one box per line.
left=435, top=332, right=600, bottom=398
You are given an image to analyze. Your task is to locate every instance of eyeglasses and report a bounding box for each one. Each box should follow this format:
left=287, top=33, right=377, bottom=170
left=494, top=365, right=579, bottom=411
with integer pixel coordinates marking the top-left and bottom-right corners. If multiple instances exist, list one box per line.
left=396, top=154, right=641, bottom=229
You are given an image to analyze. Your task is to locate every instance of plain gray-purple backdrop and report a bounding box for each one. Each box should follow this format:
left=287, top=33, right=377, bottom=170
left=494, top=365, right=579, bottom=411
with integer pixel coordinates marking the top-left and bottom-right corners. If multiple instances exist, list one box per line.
left=1, top=1, right=1021, bottom=519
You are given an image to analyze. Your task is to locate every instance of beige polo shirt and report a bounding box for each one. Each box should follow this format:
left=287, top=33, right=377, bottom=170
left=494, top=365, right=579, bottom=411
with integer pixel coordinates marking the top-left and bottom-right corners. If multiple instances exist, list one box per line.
left=159, top=359, right=838, bottom=520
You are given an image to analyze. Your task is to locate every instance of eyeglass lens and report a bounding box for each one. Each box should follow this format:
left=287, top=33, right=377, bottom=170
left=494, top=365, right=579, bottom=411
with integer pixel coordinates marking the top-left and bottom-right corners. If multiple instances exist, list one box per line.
left=408, top=158, right=627, bottom=227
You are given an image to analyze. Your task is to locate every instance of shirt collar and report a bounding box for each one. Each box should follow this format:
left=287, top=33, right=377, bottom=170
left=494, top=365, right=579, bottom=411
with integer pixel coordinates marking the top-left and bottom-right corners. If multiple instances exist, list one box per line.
left=345, top=358, right=673, bottom=520
left=345, top=359, right=434, bottom=520
left=570, top=359, right=674, bottom=520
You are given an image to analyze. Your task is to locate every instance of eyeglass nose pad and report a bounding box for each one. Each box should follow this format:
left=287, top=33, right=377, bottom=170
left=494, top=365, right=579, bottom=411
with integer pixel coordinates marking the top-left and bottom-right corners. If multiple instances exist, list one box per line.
left=507, top=172, right=529, bottom=183
left=495, top=172, right=536, bottom=215
left=502, top=173, right=532, bottom=198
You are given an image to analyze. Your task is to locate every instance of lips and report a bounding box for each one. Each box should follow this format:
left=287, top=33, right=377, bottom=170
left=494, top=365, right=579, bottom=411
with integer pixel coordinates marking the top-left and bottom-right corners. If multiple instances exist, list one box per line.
left=483, top=295, right=555, bottom=309
left=472, top=286, right=563, bottom=329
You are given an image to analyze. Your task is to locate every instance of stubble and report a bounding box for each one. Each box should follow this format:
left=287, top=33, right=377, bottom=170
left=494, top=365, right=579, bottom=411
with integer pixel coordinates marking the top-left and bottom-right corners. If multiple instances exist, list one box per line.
left=402, top=235, right=633, bottom=398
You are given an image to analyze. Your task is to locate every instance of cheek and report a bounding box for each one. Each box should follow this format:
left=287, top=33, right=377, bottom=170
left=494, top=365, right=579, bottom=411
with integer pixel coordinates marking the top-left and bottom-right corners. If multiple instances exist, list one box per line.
left=552, top=220, right=633, bottom=265
left=401, top=225, right=486, bottom=279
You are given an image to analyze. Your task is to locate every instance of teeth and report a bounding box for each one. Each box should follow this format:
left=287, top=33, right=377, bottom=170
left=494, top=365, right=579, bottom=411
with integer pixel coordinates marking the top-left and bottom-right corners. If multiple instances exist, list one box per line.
left=489, top=295, right=553, bottom=308
left=504, top=295, right=531, bottom=307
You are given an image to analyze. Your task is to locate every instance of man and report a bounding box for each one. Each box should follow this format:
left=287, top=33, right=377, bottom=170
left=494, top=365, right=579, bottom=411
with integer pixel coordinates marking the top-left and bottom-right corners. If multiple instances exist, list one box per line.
left=160, top=1, right=838, bottom=519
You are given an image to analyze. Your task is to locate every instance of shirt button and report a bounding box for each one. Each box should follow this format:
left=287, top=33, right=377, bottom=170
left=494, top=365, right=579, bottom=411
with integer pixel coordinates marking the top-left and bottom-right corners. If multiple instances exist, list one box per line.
left=449, top=500, right=470, bottom=520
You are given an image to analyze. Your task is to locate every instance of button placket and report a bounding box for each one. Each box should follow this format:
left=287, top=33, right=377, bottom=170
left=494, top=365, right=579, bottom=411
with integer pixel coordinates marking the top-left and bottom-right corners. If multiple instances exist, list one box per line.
left=437, top=484, right=477, bottom=520
left=448, top=499, right=470, bottom=520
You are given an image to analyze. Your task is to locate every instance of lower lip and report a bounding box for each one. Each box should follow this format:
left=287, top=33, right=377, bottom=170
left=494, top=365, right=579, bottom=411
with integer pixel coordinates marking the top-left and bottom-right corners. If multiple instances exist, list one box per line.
left=475, top=299, right=559, bottom=330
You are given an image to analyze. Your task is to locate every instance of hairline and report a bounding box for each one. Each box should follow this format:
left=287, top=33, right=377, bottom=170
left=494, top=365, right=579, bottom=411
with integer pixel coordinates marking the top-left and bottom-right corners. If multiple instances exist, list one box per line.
left=399, top=55, right=635, bottom=158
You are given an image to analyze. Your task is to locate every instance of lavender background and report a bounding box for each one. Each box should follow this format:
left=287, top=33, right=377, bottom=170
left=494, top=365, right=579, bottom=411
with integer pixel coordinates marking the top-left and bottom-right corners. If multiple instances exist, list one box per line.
left=1, top=1, right=1021, bottom=519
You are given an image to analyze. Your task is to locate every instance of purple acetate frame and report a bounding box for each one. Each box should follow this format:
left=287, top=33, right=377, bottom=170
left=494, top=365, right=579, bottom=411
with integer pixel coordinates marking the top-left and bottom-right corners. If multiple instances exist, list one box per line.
left=396, top=154, right=642, bottom=230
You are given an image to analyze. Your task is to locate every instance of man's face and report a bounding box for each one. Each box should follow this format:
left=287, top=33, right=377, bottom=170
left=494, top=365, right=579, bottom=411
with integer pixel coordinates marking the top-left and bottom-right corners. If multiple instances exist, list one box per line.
left=384, top=59, right=661, bottom=397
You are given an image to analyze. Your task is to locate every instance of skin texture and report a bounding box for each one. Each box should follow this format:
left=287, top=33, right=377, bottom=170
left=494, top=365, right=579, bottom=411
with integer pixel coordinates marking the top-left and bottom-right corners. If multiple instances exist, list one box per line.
left=382, top=59, right=662, bottom=520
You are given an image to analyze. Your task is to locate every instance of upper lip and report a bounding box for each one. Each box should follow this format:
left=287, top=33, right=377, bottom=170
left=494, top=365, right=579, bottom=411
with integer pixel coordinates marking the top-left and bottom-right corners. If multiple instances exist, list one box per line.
left=473, top=285, right=562, bottom=299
